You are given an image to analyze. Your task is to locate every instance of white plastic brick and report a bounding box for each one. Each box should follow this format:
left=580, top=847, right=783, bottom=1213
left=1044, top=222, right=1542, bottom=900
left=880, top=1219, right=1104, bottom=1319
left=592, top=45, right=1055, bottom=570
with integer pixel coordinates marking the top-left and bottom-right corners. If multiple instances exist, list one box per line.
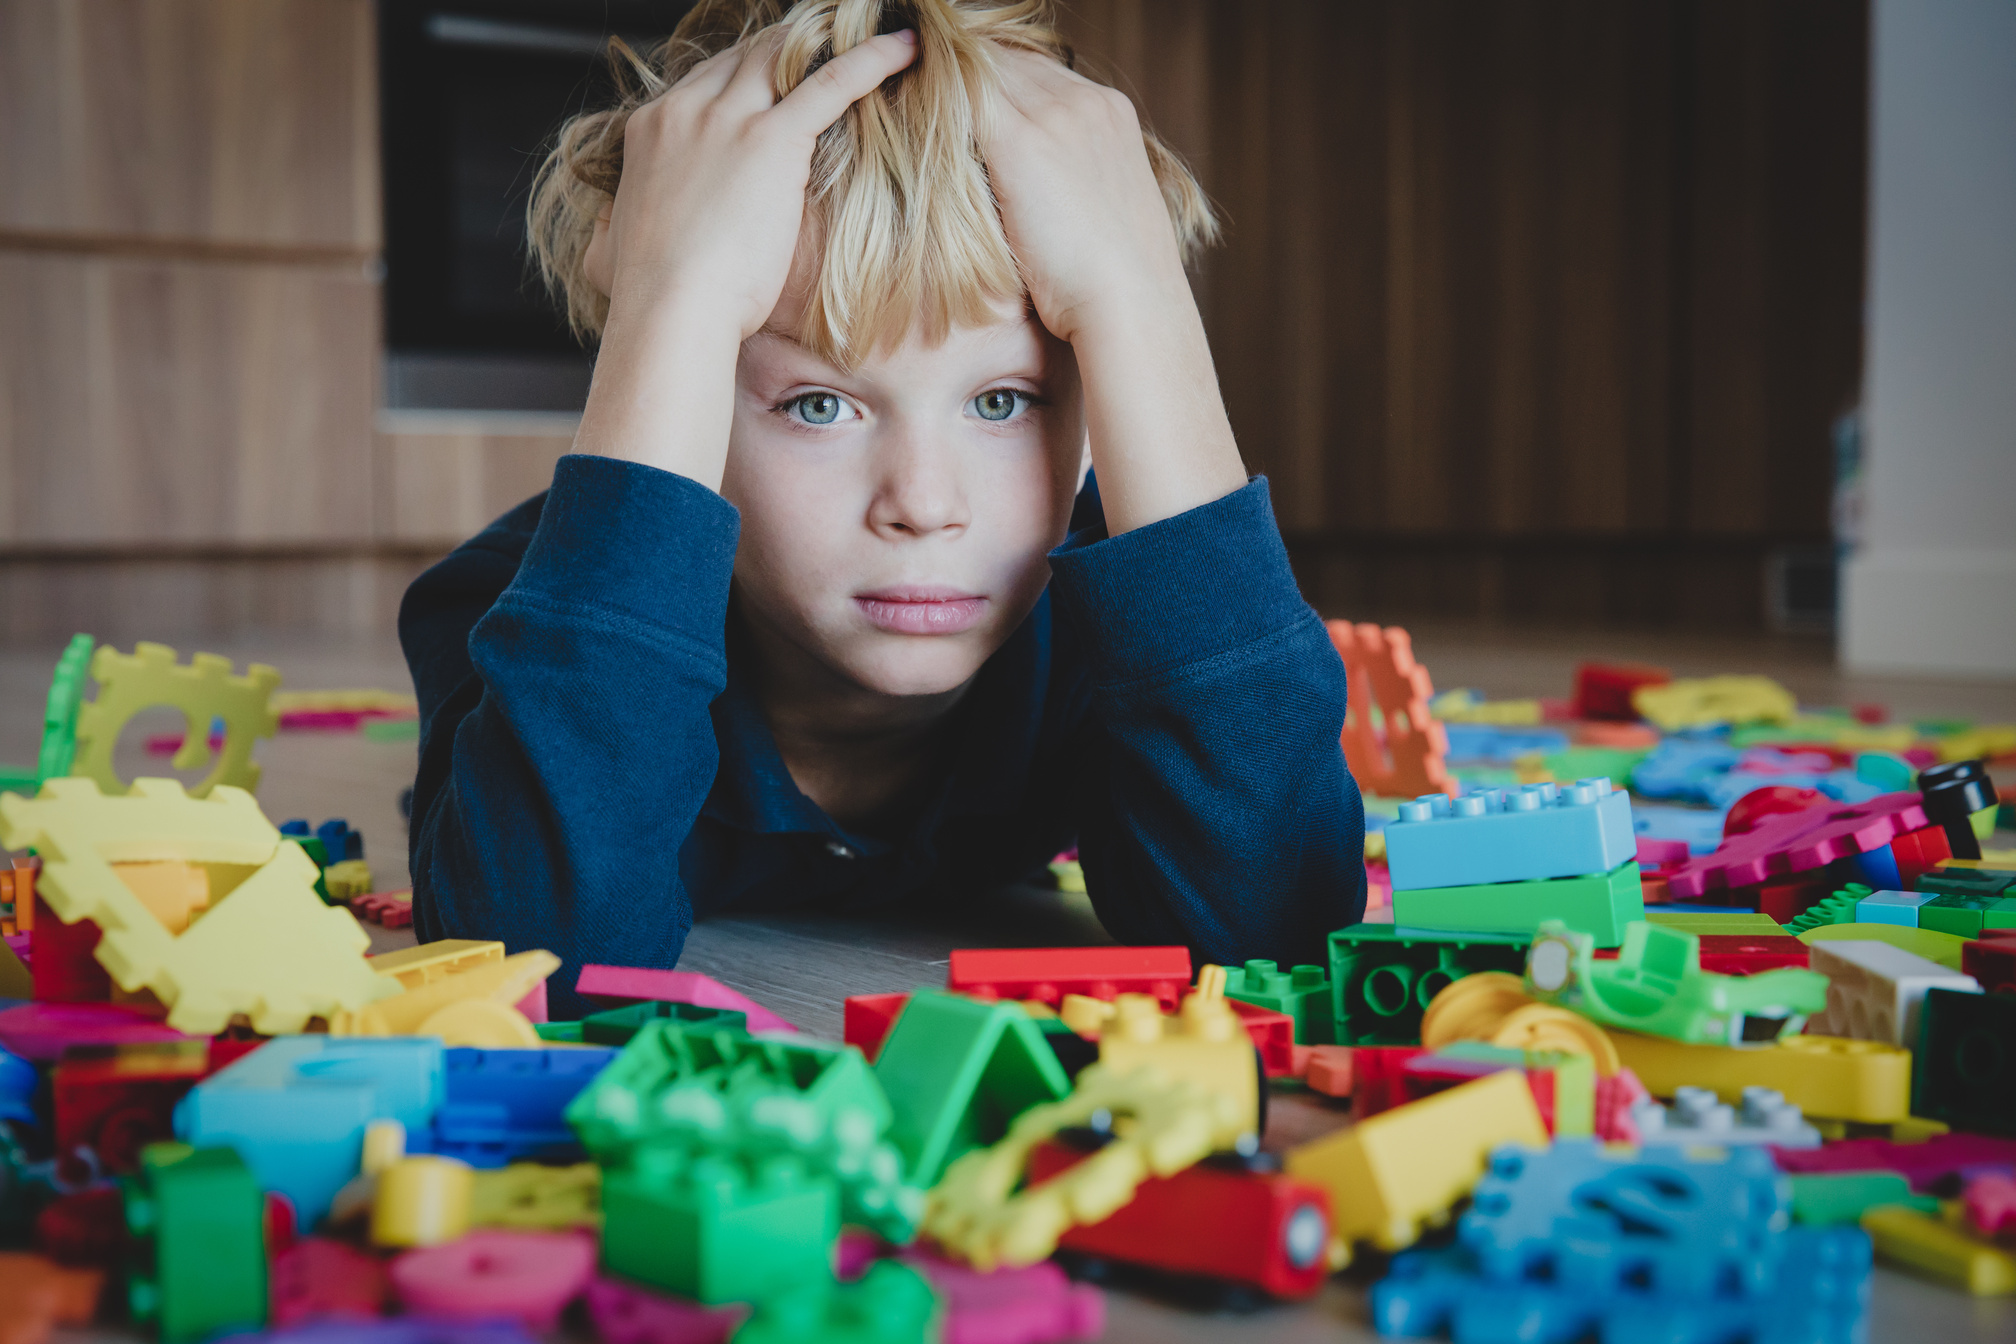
left=1805, top=939, right=1981, bottom=1046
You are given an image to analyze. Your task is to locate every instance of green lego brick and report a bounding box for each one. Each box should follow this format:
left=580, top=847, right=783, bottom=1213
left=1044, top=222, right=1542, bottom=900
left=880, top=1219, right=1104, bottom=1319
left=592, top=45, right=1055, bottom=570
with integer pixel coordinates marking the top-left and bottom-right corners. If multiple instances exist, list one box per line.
left=1646, top=911, right=1791, bottom=936
left=581, top=1000, right=748, bottom=1046
left=124, top=1142, right=267, bottom=1344
left=736, top=1260, right=940, bottom=1344
left=1221, top=959, right=1334, bottom=1043
left=601, top=1147, right=838, bottom=1305
left=1326, top=924, right=1529, bottom=1046
left=535, top=1020, right=587, bottom=1044
left=1917, top=868, right=2015, bottom=900
left=1917, top=893, right=2016, bottom=939
left=1390, top=861, right=1645, bottom=947
left=1788, top=1172, right=1940, bottom=1227
left=1787, top=887, right=1869, bottom=934
left=871, top=990, right=1071, bottom=1188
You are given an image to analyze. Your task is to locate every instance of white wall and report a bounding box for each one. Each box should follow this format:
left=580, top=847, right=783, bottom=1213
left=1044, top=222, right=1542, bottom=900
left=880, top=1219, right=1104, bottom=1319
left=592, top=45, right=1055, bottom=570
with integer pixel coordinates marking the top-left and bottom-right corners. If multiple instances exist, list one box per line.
left=1842, top=0, right=2016, bottom=678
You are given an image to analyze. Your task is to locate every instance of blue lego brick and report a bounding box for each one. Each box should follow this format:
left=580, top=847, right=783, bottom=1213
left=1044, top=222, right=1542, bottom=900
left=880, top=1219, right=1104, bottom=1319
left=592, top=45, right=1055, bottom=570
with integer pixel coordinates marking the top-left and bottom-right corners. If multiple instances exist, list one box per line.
left=1372, top=1225, right=1871, bottom=1344
left=173, top=1036, right=443, bottom=1226
left=279, top=818, right=364, bottom=863
left=1384, top=779, right=1636, bottom=892
left=0, top=1042, right=35, bottom=1124
left=1854, top=889, right=1935, bottom=927
left=1848, top=843, right=1902, bottom=891
left=421, top=1046, right=617, bottom=1168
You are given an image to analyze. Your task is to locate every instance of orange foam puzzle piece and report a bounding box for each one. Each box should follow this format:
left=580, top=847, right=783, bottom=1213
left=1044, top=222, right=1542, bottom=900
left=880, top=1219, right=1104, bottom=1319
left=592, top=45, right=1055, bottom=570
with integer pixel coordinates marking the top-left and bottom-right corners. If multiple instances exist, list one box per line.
left=1326, top=622, right=1453, bottom=800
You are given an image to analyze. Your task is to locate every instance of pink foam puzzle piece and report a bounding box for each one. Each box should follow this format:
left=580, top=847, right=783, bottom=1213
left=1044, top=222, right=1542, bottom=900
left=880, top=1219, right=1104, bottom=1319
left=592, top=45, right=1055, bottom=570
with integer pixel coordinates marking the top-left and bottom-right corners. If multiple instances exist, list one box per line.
left=900, top=1249, right=1104, bottom=1344
left=1666, top=793, right=1926, bottom=899
left=584, top=1276, right=748, bottom=1344
left=390, top=1230, right=595, bottom=1331
left=0, top=1002, right=192, bottom=1063
left=1771, top=1133, right=2016, bottom=1190
left=1964, top=1172, right=2016, bottom=1240
left=574, top=965, right=798, bottom=1034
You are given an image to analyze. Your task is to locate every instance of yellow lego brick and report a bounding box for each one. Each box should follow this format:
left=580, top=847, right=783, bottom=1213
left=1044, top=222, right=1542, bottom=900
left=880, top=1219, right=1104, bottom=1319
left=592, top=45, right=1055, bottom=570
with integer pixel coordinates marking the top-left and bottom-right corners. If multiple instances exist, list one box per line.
left=470, top=1163, right=601, bottom=1230
left=0, top=777, right=396, bottom=1035
left=1607, top=1030, right=1911, bottom=1123
left=371, top=1155, right=474, bottom=1248
left=1646, top=911, right=1790, bottom=936
left=1862, top=1205, right=2016, bottom=1295
left=1801, top=923, right=1970, bottom=971
left=72, top=642, right=280, bottom=798
left=1284, top=1069, right=1547, bottom=1263
left=330, top=948, right=558, bottom=1043
left=1632, top=676, right=1796, bottom=731
left=368, top=939, right=505, bottom=989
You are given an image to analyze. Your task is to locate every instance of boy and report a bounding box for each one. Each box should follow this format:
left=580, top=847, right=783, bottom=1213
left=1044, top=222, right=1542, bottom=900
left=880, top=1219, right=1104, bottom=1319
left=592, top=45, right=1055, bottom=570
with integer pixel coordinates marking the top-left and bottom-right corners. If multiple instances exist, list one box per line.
left=401, top=0, right=1364, bottom=1015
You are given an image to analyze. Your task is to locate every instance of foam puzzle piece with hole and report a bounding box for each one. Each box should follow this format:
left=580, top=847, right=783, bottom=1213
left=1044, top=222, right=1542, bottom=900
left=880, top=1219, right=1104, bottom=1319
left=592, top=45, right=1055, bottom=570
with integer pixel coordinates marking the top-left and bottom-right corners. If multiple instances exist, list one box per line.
left=0, top=777, right=396, bottom=1035
left=72, top=643, right=281, bottom=798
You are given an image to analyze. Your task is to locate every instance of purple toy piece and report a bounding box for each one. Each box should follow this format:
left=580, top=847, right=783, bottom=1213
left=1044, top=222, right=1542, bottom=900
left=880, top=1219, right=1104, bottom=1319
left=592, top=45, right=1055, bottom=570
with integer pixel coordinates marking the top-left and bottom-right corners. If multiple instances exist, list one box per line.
left=901, top=1249, right=1105, bottom=1344
left=584, top=1276, right=749, bottom=1344
left=575, top=965, right=798, bottom=1034
left=212, top=1320, right=539, bottom=1344
left=1771, top=1133, right=2016, bottom=1190
left=1666, top=793, right=1927, bottom=899
left=0, top=1002, right=191, bottom=1062
left=391, top=1230, right=596, bottom=1330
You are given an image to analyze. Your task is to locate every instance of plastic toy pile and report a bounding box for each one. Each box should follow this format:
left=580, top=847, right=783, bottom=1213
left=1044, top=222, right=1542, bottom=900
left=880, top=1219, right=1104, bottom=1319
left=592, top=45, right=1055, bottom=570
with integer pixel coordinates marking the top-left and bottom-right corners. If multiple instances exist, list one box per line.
left=0, top=629, right=2013, bottom=1344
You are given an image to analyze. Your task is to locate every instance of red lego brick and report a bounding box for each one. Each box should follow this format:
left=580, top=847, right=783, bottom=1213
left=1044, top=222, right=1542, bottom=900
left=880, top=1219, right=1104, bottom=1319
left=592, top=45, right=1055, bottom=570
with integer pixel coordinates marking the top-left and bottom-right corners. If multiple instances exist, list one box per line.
left=1696, top=934, right=1810, bottom=976
left=349, top=889, right=414, bottom=928
left=1754, top=877, right=1830, bottom=925
left=1572, top=662, right=1671, bottom=722
left=1962, top=937, right=2016, bottom=997
left=1224, top=998, right=1298, bottom=1078
left=30, top=895, right=109, bottom=1004
left=1030, top=1138, right=1334, bottom=1300
left=33, top=1187, right=127, bottom=1267
left=1350, top=1046, right=1427, bottom=1120
left=52, top=1038, right=261, bottom=1177
left=1303, top=1046, right=1354, bottom=1098
left=1890, top=824, right=1954, bottom=889
left=947, top=946, right=1192, bottom=1010
left=843, top=992, right=911, bottom=1061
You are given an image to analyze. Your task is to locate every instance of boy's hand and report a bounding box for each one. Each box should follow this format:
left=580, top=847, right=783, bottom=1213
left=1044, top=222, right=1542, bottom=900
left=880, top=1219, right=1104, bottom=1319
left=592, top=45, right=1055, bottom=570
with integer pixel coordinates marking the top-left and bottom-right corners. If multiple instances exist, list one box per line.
left=981, top=53, right=1247, bottom=536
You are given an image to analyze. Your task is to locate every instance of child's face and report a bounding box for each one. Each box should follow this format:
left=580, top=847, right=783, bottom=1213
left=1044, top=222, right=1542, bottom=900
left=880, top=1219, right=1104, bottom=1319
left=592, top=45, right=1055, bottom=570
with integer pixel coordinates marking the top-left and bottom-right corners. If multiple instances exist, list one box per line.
left=722, top=297, right=1087, bottom=700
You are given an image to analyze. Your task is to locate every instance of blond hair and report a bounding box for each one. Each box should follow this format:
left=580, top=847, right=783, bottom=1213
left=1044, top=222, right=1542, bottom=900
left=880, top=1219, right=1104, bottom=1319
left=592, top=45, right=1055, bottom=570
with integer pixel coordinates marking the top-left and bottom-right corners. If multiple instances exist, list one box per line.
left=527, top=0, right=1217, bottom=367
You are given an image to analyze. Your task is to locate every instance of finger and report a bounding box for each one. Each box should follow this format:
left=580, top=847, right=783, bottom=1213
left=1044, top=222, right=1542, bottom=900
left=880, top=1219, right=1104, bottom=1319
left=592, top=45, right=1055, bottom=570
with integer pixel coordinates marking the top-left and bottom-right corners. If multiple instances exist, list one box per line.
left=668, top=41, right=748, bottom=102
left=719, top=27, right=788, bottom=109
left=768, top=30, right=918, bottom=139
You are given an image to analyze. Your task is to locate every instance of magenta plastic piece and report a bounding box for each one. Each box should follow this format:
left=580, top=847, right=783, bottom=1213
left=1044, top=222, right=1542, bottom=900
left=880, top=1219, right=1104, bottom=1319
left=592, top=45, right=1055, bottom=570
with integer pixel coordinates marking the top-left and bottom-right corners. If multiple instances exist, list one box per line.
left=271, top=1236, right=390, bottom=1325
left=1771, top=1133, right=2016, bottom=1190
left=0, top=1002, right=191, bottom=1062
left=835, top=1228, right=883, bottom=1280
left=3, top=930, right=27, bottom=962
left=390, top=1230, right=595, bottom=1329
left=1666, top=793, right=1927, bottom=899
left=1964, top=1172, right=2016, bottom=1240
left=1634, top=837, right=1691, bottom=869
left=583, top=1276, right=748, bottom=1344
left=574, top=965, right=798, bottom=1034
left=901, top=1250, right=1104, bottom=1344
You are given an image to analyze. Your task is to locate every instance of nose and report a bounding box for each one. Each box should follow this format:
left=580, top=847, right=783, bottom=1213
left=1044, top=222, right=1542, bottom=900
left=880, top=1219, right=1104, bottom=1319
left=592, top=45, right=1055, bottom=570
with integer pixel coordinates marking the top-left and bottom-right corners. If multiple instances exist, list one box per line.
left=865, top=419, right=970, bottom=540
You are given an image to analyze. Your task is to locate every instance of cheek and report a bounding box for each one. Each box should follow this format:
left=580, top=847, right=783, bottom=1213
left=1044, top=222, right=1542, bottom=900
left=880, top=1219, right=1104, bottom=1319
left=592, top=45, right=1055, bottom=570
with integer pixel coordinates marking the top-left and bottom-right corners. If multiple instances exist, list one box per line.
left=722, top=445, right=860, bottom=611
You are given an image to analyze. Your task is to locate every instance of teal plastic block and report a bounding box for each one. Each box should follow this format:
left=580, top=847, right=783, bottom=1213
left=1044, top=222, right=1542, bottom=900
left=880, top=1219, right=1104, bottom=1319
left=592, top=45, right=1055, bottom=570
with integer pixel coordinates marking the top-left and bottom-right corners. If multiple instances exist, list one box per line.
left=1384, top=778, right=1636, bottom=891
left=1917, top=868, right=2015, bottom=900
left=736, top=1260, right=940, bottom=1344
left=1389, top=861, right=1646, bottom=947
left=1327, top=925, right=1529, bottom=1046
left=1854, top=889, right=1935, bottom=927
left=173, top=1036, right=443, bottom=1226
left=124, top=1142, right=267, bottom=1344
left=1222, top=959, right=1334, bottom=1043
left=871, top=990, right=1071, bottom=1188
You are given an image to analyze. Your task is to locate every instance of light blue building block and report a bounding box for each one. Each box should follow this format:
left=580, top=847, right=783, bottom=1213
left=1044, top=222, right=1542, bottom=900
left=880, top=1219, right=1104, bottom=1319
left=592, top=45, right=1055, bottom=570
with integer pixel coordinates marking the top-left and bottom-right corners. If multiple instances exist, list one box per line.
left=1855, top=889, right=1935, bottom=927
left=1384, top=779, right=1637, bottom=892
left=174, top=1036, right=443, bottom=1227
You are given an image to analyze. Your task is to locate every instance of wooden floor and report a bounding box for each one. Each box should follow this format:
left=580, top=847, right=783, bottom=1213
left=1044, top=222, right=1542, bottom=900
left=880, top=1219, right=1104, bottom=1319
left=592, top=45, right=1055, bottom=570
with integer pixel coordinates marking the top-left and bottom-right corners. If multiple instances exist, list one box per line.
left=6, top=626, right=2014, bottom=1343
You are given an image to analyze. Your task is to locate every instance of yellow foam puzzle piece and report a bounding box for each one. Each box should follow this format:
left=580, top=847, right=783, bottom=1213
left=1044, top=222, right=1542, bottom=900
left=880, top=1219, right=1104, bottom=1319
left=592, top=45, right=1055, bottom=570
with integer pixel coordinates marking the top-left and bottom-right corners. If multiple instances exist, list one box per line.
left=1632, top=676, right=1797, bottom=731
left=0, top=776, right=395, bottom=1035
left=71, top=643, right=281, bottom=798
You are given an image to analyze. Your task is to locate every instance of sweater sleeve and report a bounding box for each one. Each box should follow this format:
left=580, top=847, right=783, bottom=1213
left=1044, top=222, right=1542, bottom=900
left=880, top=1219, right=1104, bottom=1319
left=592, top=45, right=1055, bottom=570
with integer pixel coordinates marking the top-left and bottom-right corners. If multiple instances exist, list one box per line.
left=1046, top=478, right=1365, bottom=969
left=399, top=454, right=739, bottom=1017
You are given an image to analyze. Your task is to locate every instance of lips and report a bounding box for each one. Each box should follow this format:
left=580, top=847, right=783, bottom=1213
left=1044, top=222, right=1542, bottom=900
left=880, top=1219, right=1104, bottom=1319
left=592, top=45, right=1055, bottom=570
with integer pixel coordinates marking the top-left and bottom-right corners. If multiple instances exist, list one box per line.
left=853, top=587, right=989, bottom=635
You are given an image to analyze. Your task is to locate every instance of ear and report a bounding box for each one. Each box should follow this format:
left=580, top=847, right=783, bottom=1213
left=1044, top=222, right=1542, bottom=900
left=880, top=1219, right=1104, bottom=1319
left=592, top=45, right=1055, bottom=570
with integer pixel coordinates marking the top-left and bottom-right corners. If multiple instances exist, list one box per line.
left=582, top=200, right=615, bottom=296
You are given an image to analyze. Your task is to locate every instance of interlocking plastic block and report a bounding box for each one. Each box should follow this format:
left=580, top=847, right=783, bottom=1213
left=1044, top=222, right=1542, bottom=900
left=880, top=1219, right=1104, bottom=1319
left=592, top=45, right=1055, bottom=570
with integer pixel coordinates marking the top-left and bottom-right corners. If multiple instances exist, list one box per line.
left=1327, top=621, right=1453, bottom=799
left=582, top=1000, right=746, bottom=1047
left=369, top=939, right=502, bottom=989
left=1327, top=925, right=1528, bottom=1046
left=1647, top=910, right=1790, bottom=935
left=1401, top=1043, right=1595, bottom=1139
left=1889, top=824, right=1954, bottom=888
left=902, top=1246, right=1105, bottom=1344
left=1630, top=1085, right=1820, bottom=1147
left=1220, top=959, right=1333, bottom=1043
left=175, top=1035, right=445, bottom=1226
left=0, top=1001, right=192, bottom=1063
left=1963, top=936, right=2016, bottom=995
left=575, top=965, right=798, bottom=1034
left=0, top=1251, right=102, bottom=1344
left=1386, top=780, right=1636, bottom=892
left=0, top=632, right=93, bottom=794
left=0, top=777, right=396, bottom=1035
left=1222, top=996, right=1300, bottom=1078
left=1773, top=1133, right=2016, bottom=1188
left=1393, top=861, right=1646, bottom=947
left=1862, top=1205, right=2016, bottom=1295
left=1372, top=1225, right=1870, bottom=1343
left=269, top=1236, right=391, bottom=1325
left=1922, top=865, right=2016, bottom=899
left=1964, top=1172, right=2016, bottom=1240
left=843, top=992, right=911, bottom=1061
left=1573, top=660, right=1671, bottom=721
left=1803, top=920, right=1971, bottom=969
left=470, top=1161, right=600, bottom=1230
left=73, top=642, right=280, bottom=798
left=1664, top=793, right=1929, bottom=901
left=124, top=1143, right=268, bottom=1344
left=1632, top=674, right=1797, bottom=730
left=584, top=1275, right=746, bottom=1344
left=1525, top=920, right=1826, bottom=1046
left=330, top=948, right=556, bottom=1045
left=602, top=1148, right=838, bottom=1304
left=1804, top=939, right=1980, bottom=1045
left=946, top=946, right=1191, bottom=1010
left=391, top=1228, right=595, bottom=1328
left=1855, top=888, right=1936, bottom=926
left=1096, top=980, right=1261, bottom=1136
left=1690, top=933, right=1810, bottom=975
left=29, top=893, right=110, bottom=1003
left=872, top=989, right=1071, bottom=1187
left=1302, top=1044, right=1354, bottom=1097
left=1918, top=892, right=2016, bottom=939
left=425, top=1046, right=616, bottom=1167
left=1608, top=1031, right=1911, bottom=1123
left=1284, top=1069, right=1547, bottom=1265
left=1913, top=987, right=2016, bottom=1135
left=53, top=1039, right=230, bottom=1174
left=734, top=1259, right=940, bottom=1344
left=1788, top=1172, right=1937, bottom=1227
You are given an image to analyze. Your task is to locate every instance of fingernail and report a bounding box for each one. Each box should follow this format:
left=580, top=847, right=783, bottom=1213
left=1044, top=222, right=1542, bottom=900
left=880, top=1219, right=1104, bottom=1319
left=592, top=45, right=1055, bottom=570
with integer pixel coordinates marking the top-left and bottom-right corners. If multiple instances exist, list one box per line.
left=893, top=28, right=916, bottom=44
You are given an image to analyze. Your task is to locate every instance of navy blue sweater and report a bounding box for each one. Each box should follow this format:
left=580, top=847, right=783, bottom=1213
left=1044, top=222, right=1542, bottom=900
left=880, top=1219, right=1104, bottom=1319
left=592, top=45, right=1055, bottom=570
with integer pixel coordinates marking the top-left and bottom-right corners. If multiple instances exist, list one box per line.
left=400, top=454, right=1365, bottom=1017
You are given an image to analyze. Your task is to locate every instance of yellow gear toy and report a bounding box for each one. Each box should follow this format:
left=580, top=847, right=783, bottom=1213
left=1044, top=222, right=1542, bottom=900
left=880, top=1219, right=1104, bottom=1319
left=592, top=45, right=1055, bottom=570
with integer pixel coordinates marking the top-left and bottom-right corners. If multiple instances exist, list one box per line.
left=0, top=777, right=396, bottom=1035
left=72, top=643, right=281, bottom=798
left=920, top=1061, right=1253, bottom=1271
left=1419, top=971, right=1621, bottom=1076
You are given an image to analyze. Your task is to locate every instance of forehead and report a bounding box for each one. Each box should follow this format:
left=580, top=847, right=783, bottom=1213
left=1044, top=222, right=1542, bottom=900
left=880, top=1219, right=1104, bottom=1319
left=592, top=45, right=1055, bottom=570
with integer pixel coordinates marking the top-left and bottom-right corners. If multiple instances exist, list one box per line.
left=749, top=302, right=1054, bottom=383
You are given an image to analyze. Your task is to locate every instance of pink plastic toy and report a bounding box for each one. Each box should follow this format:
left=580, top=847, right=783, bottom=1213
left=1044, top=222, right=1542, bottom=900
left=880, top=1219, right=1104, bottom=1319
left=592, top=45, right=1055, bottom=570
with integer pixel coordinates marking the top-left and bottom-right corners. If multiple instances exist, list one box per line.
left=900, top=1250, right=1104, bottom=1344
left=390, top=1230, right=595, bottom=1329
left=1665, top=793, right=1928, bottom=899
left=1771, top=1133, right=2016, bottom=1189
left=583, top=1276, right=748, bottom=1344
left=1964, top=1172, right=2016, bottom=1240
left=0, top=1003, right=191, bottom=1063
left=271, top=1237, right=390, bottom=1325
left=575, top=966, right=798, bottom=1034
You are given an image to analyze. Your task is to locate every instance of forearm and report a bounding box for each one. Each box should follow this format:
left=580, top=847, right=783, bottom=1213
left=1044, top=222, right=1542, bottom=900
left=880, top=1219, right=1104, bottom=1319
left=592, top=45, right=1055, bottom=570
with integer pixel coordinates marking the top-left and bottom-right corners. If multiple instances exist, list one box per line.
left=569, top=291, right=741, bottom=491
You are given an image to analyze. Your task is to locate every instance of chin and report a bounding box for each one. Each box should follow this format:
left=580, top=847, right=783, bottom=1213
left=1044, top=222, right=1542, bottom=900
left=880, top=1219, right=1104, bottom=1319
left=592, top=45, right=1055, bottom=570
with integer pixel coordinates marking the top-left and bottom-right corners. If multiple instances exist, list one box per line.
left=843, top=637, right=990, bottom=698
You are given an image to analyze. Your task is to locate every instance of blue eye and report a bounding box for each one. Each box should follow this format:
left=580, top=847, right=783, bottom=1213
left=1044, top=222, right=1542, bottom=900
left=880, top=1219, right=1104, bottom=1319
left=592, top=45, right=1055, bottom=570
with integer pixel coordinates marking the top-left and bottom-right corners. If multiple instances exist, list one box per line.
left=972, top=389, right=1029, bottom=422
left=787, top=392, right=854, bottom=425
